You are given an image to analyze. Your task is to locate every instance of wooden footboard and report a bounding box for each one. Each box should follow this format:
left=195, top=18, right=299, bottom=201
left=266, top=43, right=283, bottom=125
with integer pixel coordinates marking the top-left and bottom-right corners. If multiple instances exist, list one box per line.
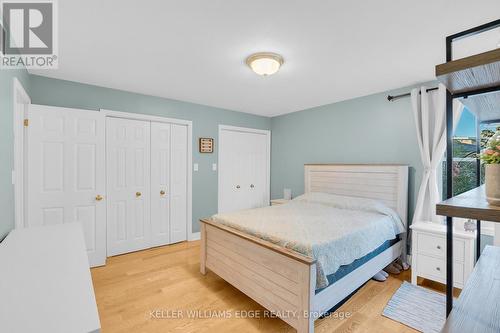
left=200, top=218, right=403, bottom=333
left=200, top=218, right=316, bottom=333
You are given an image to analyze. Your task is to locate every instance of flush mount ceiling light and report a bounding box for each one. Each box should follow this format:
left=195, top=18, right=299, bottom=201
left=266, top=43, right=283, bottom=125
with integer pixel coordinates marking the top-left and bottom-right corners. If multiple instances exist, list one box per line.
left=246, top=52, right=284, bottom=76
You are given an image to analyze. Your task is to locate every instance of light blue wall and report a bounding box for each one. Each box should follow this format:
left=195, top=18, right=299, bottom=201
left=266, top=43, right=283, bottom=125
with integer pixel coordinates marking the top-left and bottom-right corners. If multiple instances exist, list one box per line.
left=0, top=68, right=31, bottom=240
left=29, top=75, right=271, bottom=233
left=270, top=84, right=430, bottom=224
left=1, top=73, right=430, bottom=240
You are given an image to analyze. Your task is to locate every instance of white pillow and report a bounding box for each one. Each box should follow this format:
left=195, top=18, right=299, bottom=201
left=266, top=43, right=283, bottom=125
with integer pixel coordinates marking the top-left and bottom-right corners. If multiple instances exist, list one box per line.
left=293, top=192, right=405, bottom=234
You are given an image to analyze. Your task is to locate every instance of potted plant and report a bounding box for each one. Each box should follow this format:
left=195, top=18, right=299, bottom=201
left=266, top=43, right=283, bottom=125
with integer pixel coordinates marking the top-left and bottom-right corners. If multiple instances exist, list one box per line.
left=480, top=131, right=500, bottom=205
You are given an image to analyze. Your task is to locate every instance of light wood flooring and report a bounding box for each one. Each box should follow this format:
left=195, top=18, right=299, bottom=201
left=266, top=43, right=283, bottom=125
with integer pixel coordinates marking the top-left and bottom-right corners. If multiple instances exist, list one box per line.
left=91, top=241, right=455, bottom=333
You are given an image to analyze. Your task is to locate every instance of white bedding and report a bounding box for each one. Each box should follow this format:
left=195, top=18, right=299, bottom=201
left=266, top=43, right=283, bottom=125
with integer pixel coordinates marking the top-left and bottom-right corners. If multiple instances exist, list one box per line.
left=212, top=192, right=405, bottom=289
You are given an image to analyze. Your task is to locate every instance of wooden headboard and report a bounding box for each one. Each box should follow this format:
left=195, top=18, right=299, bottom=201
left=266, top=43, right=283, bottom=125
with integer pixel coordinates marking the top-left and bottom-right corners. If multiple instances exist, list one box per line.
left=304, top=164, right=409, bottom=226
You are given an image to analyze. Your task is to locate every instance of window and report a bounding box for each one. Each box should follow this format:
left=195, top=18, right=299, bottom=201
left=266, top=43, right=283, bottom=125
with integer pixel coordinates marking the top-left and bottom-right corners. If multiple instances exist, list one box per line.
left=442, top=108, right=479, bottom=198
left=441, top=108, right=498, bottom=239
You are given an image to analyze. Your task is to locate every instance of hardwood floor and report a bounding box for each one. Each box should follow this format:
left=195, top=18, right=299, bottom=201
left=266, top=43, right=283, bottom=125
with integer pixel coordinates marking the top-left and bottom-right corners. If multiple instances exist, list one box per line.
left=91, top=241, right=453, bottom=333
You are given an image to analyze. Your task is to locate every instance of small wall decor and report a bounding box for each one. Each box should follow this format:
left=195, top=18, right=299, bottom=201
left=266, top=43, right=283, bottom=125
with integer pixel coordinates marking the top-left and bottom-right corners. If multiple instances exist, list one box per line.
left=199, top=138, right=214, bottom=153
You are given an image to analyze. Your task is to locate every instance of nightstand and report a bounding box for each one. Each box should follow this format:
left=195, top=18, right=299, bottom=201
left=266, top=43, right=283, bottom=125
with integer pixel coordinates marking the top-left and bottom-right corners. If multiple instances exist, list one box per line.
left=270, top=198, right=290, bottom=206
left=410, top=222, right=475, bottom=289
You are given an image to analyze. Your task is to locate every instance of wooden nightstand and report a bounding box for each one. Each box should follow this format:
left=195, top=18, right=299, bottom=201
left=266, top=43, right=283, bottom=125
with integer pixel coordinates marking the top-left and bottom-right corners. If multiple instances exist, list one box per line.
left=410, top=222, right=475, bottom=289
left=270, top=198, right=290, bottom=206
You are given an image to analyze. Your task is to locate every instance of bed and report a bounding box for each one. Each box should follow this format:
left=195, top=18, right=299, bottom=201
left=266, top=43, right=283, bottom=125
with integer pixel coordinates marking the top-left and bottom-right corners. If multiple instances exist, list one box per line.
left=200, top=164, right=408, bottom=333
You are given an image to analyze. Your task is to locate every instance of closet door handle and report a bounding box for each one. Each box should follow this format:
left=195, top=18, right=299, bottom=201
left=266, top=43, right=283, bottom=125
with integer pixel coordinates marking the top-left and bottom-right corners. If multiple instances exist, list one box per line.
left=250, top=184, right=255, bottom=188
left=160, top=190, right=166, bottom=196
left=136, top=192, right=142, bottom=197
left=236, top=185, right=240, bottom=189
left=95, top=194, right=103, bottom=201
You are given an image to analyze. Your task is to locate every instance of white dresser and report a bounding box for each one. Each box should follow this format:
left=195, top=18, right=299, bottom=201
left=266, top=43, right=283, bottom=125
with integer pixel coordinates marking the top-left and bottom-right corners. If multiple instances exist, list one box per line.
left=410, top=222, right=475, bottom=289
left=0, top=223, right=101, bottom=333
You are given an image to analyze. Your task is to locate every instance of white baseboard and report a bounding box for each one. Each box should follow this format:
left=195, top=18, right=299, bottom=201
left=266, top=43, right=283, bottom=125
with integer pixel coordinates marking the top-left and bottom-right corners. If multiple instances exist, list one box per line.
left=188, top=232, right=200, bottom=241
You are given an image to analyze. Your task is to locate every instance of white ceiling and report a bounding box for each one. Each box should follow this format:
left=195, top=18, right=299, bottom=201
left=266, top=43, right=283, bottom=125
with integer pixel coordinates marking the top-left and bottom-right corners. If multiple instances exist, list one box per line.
left=30, top=0, right=500, bottom=117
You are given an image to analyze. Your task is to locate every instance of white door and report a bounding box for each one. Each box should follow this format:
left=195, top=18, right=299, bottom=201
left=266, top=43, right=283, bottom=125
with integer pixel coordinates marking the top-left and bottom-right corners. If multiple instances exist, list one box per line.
left=247, top=132, right=269, bottom=208
left=150, top=122, right=171, bottom=247
left=169, top=124, right=188, bottom=243
left=218, top=126, right=270, bottom=213
left=106, top=117, right=151, bottom=256
left=149, top=122, right=189, bottom=247
left=218, top=129, right=245, bottom=213
left=25, top=104, right=106, bottom=267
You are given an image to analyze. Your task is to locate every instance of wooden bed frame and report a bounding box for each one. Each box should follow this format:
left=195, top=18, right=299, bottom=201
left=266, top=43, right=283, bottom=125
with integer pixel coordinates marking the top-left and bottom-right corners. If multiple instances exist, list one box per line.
left=200, top=164, right=408, bottom=333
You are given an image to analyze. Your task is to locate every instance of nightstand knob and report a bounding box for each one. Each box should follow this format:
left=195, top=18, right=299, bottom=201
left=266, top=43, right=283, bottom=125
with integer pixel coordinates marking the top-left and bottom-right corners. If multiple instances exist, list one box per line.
left=436, top=267, right=441, bottom=271
left=437, top=245, right=441, bottom=250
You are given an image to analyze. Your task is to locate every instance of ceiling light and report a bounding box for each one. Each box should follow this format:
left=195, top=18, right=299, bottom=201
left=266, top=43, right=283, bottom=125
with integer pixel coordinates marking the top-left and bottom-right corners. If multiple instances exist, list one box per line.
left=246, top=52, right=284, bottom=76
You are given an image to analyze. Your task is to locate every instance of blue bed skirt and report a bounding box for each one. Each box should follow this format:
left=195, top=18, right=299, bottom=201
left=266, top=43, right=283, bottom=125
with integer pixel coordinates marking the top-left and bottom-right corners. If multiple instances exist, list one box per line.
left=315, top=237, right=400, bottom=294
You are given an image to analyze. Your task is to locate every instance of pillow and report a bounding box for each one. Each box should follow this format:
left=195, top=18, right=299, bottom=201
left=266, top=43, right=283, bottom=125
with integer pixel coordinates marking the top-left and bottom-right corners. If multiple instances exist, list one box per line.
left=293, top=192, right=405, bottom=234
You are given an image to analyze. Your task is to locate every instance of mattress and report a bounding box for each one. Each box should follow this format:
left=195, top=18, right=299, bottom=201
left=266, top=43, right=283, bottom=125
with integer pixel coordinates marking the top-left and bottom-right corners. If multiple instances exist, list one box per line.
left=211, top=192, right=405, bottom=289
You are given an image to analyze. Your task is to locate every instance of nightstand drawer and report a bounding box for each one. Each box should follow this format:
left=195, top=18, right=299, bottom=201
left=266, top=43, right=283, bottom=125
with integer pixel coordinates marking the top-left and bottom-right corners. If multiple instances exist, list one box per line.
left=416, top=254, right=464, bottom=286
left=417, top=233, right=465, bottom=262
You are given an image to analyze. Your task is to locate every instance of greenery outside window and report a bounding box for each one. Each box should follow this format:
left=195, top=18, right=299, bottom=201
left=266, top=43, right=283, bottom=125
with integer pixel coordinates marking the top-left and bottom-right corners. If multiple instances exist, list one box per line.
left=442, top=108, right=500, bottom=197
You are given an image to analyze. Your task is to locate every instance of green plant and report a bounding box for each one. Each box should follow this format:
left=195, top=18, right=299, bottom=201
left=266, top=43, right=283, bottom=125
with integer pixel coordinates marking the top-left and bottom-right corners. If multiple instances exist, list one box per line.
left=480, top=130, right=500, bottom=164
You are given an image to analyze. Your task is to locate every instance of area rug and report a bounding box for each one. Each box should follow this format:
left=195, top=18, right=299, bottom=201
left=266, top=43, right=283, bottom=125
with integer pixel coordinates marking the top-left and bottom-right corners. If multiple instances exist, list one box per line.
left=382, top=281, right=446, bottom=333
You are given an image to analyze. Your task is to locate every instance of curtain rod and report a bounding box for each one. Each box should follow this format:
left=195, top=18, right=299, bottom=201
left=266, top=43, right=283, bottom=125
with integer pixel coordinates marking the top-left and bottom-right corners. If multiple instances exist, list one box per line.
left=387, top=87, right=439, bottom=102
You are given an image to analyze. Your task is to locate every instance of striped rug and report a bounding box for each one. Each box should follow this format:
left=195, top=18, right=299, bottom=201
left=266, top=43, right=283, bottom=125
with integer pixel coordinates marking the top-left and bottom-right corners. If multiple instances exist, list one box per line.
left=382, top=281, right=446, bottom=333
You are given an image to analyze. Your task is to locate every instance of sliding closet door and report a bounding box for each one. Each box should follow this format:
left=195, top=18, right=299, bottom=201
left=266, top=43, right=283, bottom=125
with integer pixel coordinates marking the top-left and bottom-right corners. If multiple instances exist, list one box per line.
left=106, top=117, right=151, bottom=256
left=25, top=104, right=106, bottom=267
left=150, top=122, right=171, bottom=247
left=169, top=124, right=188, bottom=243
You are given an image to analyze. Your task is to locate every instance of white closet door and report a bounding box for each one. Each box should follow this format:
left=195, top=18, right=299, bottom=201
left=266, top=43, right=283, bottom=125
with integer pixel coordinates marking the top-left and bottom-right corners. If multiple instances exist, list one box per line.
left=26, top=104, right=106, bottom=267
left=219, top=129, right=245, bottom=213
left=247, top=132, right=268, bottom=208
left=218, top=127, right=270, bottom=214
left=170, top=124, right=188, bottom=243
left=150, top=122, right=171, bottom=247
left=106, top=117, right=151, bottom=256
left=238, top=132, right=255, bottom=209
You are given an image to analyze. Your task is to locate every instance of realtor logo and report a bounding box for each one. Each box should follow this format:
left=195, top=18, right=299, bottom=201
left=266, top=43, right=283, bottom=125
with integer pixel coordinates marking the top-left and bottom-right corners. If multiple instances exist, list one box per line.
left=1, top=0, right=58, bottom=69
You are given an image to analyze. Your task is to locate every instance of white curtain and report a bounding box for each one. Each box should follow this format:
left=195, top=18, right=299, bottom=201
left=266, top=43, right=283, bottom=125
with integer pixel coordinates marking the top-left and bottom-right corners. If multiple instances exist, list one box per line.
left=411, top=84, right=464, bottom=224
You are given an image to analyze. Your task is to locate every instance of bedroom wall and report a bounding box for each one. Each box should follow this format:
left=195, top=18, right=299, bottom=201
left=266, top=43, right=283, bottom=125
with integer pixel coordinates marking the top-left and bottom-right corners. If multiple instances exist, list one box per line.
left=0, top=68, right=31, bottom=240
left=6, top=75, right=489, bottom=244
left=270, top=83, right=432, bottom=225
left=28, top=74, right=271, bottom=234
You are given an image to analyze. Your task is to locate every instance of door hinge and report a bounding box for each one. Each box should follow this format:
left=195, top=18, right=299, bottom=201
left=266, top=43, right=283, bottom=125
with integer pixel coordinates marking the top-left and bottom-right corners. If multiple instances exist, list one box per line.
left=23, top=119, right=29, bottom=127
